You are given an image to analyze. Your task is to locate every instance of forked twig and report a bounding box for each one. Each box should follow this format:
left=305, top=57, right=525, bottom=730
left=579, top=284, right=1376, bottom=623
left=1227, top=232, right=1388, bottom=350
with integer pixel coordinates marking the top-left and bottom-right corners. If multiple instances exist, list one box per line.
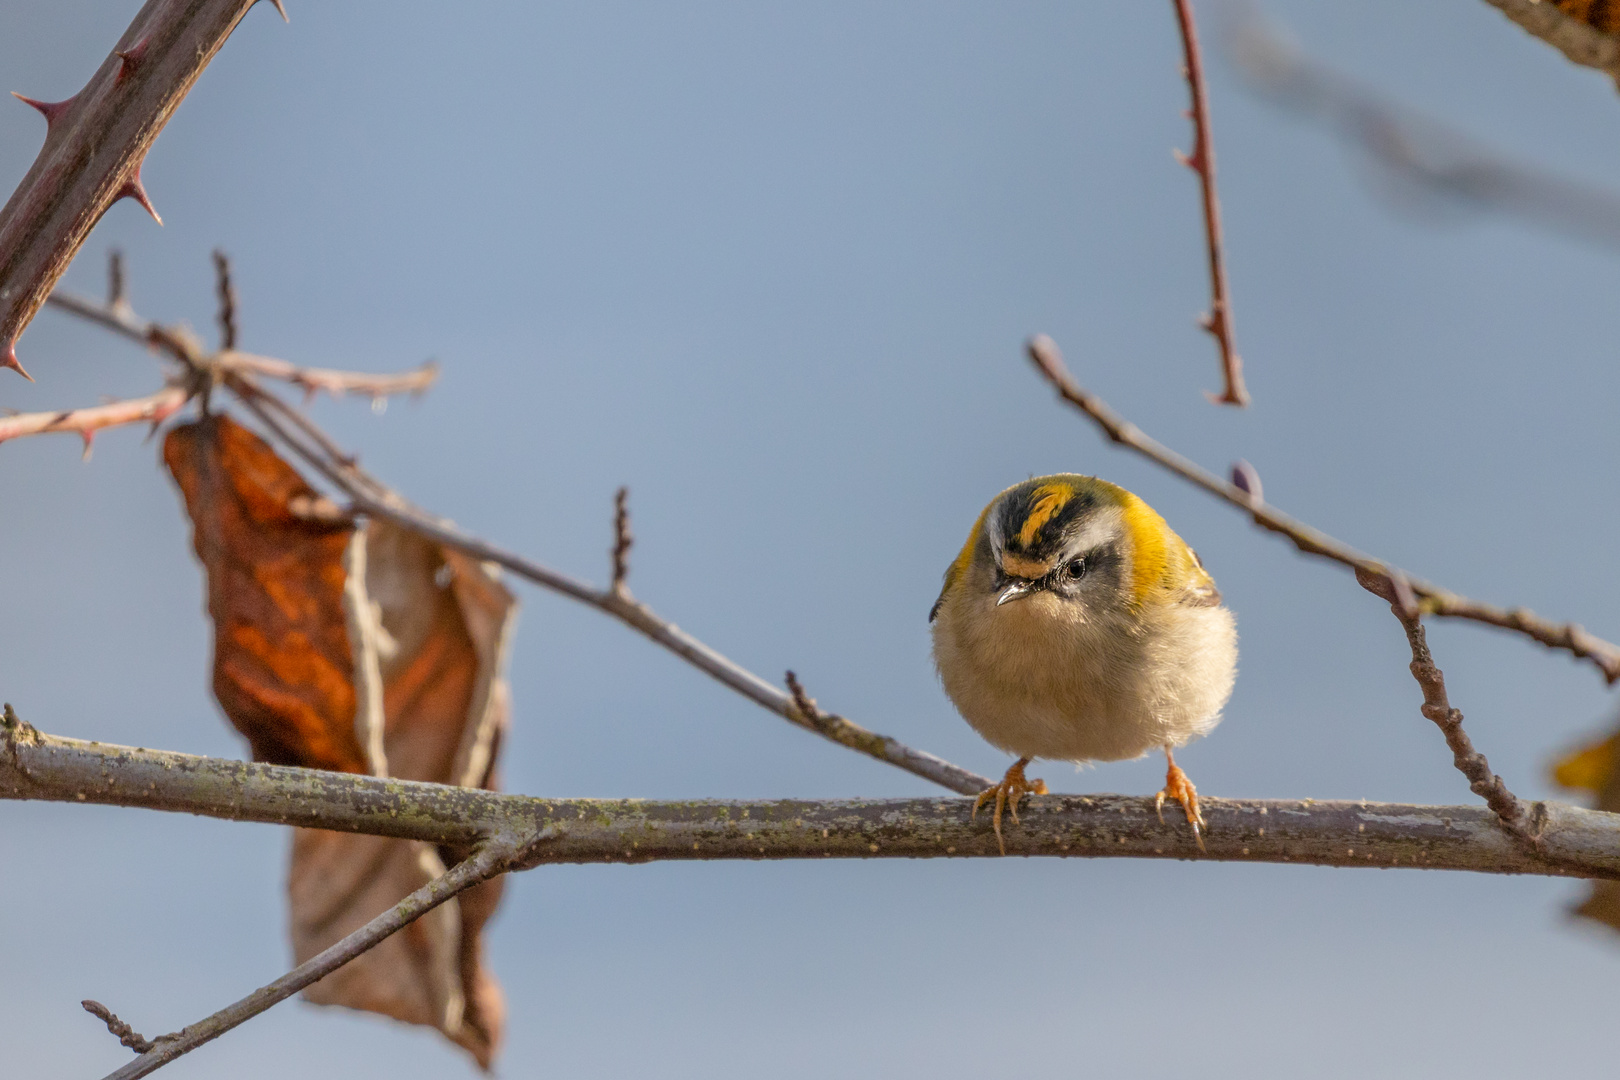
left=1356, top=568, right=1538, bottom=845
left=1026, top=335, right=1620, bottom=683
left=227, top=376, right=991, bottom=797
left=100, top=840, right=519, bottom=1080
left=1170, top=0, right=1247, bottom=406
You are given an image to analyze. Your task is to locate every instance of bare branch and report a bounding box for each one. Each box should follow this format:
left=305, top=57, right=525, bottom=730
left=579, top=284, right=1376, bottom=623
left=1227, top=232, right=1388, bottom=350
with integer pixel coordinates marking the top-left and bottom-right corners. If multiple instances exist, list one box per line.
left=227, top=377, right=994, bottom=796
left=3, top=716, right=1619, bottom=882
left=0, top=0, right=279, bottom=380
left=216, top=351, right=438, bottom=400
left=1358, top=567, right=1539, bottom=847
left=45, top=287, right=439, bottom=400
left=611, top=486, right=632, bottom=596
left=1478, top=0, right=1620, bottom=83
left=1026, top=335, right=1620, bottom=684
left=101, top=840, right=518, bottom=1080
left=1169, top=0, right=1248, bottom=406
left=0, top=384, right=188, bottom=458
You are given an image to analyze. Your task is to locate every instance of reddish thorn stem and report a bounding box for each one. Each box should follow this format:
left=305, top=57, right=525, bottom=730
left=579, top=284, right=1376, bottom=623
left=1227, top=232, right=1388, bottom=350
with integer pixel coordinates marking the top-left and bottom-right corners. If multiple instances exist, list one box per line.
left=115, top=36, right=151, bottom=83
left=0, top=340, right=34, bottom=382
left=11, top=91, right=74, bottom=128
left=117, top=168, right=162, bottom=226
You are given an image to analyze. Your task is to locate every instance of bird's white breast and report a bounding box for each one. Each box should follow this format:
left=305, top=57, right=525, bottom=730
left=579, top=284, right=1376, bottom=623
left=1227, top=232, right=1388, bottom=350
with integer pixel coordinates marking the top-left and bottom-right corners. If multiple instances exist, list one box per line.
left=932, top=587, right=1236, bottom=763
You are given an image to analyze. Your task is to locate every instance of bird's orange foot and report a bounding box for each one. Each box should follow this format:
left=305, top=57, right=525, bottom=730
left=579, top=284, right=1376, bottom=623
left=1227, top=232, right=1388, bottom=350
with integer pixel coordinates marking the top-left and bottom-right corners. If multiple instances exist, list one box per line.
left=973, top=757, right=1048, bottom=855
left=1155, top=749, right=1206, bottom=852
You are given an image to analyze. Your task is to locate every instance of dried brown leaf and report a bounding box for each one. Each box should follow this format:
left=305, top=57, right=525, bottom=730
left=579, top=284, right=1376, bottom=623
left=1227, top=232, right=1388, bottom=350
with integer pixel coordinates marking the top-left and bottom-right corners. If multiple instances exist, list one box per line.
left=164, top=414, right=366, bottom=772
left=165, top=416, right=517, bottom=1067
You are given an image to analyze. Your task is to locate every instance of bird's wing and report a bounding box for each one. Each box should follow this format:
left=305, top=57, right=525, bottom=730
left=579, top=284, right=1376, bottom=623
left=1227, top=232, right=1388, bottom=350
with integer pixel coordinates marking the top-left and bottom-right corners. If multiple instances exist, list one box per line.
left=1177, top=548, right=1223, bottom=607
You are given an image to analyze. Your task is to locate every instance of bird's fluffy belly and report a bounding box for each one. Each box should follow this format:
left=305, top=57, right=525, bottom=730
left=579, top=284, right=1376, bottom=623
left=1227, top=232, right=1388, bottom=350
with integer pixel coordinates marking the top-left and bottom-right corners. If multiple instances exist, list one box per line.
left=932, top=590, right=1236, bottom=763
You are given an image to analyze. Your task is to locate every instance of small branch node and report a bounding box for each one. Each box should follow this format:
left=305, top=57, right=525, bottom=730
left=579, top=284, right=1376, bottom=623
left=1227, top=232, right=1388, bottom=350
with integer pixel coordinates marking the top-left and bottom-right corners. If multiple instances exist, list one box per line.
left=1229, top=459, right=1263, bottom=507
left=784, top=670, right=822, bottom=729
left=81, top=999, right=154, bottom=1054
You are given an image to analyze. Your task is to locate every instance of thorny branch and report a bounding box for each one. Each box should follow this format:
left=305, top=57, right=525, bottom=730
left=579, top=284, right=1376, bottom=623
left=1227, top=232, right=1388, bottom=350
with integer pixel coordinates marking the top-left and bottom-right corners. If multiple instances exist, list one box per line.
left=0, top=0, right=283, bottom=381
left=0, top=384, right=187, bottom=457
left=1170, top=0, right=1247, bottom=407
left=1025, top=334, right=1620, bottom=684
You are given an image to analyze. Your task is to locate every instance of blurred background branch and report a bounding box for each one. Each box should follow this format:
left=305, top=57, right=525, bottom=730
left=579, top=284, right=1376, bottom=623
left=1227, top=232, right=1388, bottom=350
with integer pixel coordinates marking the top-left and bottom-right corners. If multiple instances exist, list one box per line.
left=1230, top=7, right=1620, bottom=249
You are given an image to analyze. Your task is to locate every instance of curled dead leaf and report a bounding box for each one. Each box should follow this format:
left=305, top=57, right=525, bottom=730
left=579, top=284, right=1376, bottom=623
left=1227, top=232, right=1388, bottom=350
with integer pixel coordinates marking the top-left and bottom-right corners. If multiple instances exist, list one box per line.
left=165, top=415, right=517, bottom=1067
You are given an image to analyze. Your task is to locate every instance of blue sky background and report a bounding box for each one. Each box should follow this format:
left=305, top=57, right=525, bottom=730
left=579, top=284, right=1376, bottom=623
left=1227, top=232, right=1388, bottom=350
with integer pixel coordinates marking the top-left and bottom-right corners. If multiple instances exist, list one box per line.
left=5, top=2, right=1620, bottom=1076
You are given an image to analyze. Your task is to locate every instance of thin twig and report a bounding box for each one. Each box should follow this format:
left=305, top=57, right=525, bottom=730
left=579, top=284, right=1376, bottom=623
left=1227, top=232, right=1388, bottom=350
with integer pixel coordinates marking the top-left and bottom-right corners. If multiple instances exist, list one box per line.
left=1356, top=568, right=1538, bottom=846
left=45, top=285, right=438, bottom=400
left=3, top=723, right=1617, bottom=882
left=611, top=486, right=633, bottom=596
left=107, top=249, right=127, bottom=311
left=218, top=351, right=438, bottom=400
left=0, top=385, right=188, bottom=458
left=101, top=840, right=519, bottom=1080
left=1026, top=334, right=1620, bottom=683
left=82, top=1001, right=153, bottom=1054
left=211, top=250, right=237, bottom=351
left=226, top=375, right=992, bottom=796
left=1170, top=0, right=1247, bottom=406
left=0, top=0, right=279, bottom=380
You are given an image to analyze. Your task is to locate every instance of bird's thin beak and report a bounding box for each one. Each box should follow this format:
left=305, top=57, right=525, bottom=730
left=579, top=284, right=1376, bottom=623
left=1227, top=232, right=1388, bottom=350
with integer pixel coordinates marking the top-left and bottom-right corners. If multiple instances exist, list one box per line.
left=997, top=581, right=1034, bottom=606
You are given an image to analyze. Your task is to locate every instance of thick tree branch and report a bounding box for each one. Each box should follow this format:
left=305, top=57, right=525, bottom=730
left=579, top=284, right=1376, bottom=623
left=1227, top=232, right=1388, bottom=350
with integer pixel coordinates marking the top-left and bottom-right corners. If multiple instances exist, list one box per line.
left=1479, top=0, right=1620, bottom=83
left=1169, top=0, right=1248, bottom=406
left=4, top=715, right=1619, bottom=881
left=1026, top=335, right=1620, bottom=683
left=0, top=0, right=279, bottom=380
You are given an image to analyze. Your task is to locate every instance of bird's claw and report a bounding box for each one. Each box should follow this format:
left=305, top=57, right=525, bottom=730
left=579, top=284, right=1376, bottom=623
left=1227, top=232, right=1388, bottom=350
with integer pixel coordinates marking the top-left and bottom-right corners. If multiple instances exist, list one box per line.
left=973, top=758, right=1048, bottom=855
left=1156, top=752, right=1206, bottom=853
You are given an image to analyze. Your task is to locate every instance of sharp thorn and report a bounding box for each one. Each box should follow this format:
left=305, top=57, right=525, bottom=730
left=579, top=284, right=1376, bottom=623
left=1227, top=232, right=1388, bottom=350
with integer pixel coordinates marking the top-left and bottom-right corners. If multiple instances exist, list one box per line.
left=115, top=36, right=150, bottom=83
left=1, top=341, right=34, bottom=382
left=11, top=91, right=73, bottom=128
left=264, top=0, right=289, bottom=21
left=116, top=169, right=162, bottom=225
left=80, top=430, right=95, bottom=462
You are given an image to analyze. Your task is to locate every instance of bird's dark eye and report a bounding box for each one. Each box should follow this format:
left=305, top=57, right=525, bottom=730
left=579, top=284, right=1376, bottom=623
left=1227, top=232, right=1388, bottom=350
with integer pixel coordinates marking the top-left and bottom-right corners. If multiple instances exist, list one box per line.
left=1066, top=558, right=1087, bottom=580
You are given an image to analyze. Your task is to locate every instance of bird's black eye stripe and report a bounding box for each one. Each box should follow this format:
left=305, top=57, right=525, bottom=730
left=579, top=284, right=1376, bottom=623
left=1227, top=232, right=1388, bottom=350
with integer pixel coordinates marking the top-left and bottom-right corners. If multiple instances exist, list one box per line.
left=1066, top=557, right=1086, bottom=580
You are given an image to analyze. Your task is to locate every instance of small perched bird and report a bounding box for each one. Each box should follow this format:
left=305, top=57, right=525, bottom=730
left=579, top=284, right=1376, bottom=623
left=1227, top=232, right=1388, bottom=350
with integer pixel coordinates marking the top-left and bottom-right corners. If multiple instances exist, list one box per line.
left=930, top=474, right=1237, bottom=852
